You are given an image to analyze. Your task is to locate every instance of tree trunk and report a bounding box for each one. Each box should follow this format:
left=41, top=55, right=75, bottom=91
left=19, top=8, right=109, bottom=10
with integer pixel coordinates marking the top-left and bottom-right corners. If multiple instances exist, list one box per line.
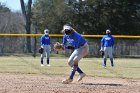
left=20, top=0, right=32, bottom=53
left=33, top=22, right=38, bottom=58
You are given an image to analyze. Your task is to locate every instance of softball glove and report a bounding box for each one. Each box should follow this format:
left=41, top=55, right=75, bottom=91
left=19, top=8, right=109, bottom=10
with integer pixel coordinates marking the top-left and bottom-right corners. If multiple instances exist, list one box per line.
left=39, top=47, right=44, bottom=54
left=53, top=42, right=64, bottom=51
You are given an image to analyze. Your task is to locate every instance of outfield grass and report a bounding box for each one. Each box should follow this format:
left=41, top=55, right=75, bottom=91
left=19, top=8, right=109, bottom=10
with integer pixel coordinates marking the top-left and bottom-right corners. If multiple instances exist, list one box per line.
left=0, top=56, right=139, bottom=79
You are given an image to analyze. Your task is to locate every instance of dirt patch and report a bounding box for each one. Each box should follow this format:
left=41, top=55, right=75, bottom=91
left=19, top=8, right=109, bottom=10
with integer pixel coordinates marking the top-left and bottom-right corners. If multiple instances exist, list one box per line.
left=0, top=73, right=139, bottom=93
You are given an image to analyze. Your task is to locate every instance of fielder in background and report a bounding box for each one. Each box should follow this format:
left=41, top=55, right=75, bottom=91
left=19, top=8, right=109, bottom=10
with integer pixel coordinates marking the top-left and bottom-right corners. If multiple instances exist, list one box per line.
left=100, top=29, right=115, bottom=67
left=40, top=29, right=51, bottom=67
left=61, top=24, right=89, bottom=84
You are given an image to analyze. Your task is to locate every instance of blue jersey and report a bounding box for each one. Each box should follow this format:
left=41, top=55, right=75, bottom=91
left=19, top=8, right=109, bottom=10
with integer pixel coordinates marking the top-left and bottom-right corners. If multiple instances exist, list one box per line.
left=63, top=31, right=86, bottom=49
left=40, top=35, right=51, bottom=45
left=101, top=35, right=114, bottom=47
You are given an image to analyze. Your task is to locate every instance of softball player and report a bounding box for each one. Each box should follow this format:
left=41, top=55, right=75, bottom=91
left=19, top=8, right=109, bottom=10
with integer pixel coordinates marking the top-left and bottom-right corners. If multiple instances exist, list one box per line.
left=61, top=24, right=89, bottom=84
left=100, top=29, right=115, bottom=67
left=40, top=29, right=51, bottom=66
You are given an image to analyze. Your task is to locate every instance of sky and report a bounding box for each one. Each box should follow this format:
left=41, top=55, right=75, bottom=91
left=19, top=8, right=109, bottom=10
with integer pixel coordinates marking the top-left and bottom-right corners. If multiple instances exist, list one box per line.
left=0, top=0, right=28, bottom=11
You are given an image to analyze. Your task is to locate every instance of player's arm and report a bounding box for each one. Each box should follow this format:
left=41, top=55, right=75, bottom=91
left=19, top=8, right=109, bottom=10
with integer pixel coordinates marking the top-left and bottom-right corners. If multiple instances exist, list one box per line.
left=65, top=46, right=75, bottom=49
left=100, top=37, right=104, bottom=57
left=62, top=35, right=75, bottom=50
left=100, top=37, right=104, bottom=51
left=39, top=36, right=44, bottom=54
left=62, top=35, right=69, bottom=49
left=49, top=36, right=51, bottom=45
left=111, top=36, right=115, bottom=47
left=40, top=36, right=44, bottom=48
left=62, top=43, right=75, bottom=50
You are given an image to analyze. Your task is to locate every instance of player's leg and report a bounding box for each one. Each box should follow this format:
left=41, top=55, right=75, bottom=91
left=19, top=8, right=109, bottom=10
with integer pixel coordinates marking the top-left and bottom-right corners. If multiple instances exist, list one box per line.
left=70, top=43, right=89, bottom=81
left=81, top=43, right=89, bottom=57
left=76, top=43, right=89, bottom=81
left=41, top=45, right=47, bottom=66
left=68, top=49, right=83, bottom=76
left=62, top=49, right=84, bottom=83
left=40, top=54, right=44, bottom=66
left=40, top=45, right=46, bottom=66
left=62, top=50, right=76, bottom=84
left=62, top=43, right=89, bottom=84
left=108, top=47, right=114, bottom=67
left=46, top=45, right=51, bottom=66
left=73, top=56, right=86, bottom=82
left=62, top=56, right=84, bottom=84
left=103, top=47, right=108, bottom=67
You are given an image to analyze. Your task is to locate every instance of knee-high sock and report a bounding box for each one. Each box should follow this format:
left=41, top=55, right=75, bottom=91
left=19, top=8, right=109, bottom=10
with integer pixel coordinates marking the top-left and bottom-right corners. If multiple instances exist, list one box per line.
left=41, top=58, right=43, bottom=64
left=110, top=58, right=114, bottom=65
left=104, top=58, right=106, bottom=65
left=77, top=67, right=83, bottom=74
left=70, top=64, right=78, bottom=79
left=47, top=58, right=49, bottom=64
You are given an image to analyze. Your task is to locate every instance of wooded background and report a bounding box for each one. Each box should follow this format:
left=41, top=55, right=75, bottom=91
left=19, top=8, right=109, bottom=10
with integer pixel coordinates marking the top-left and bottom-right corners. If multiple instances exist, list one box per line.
left=0, top=0, right=140, bottom=57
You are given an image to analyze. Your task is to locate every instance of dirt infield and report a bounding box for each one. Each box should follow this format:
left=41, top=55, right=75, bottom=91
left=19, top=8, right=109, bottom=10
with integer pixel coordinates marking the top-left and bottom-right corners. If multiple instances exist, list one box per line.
left=0, top=73, right=139, bottom=93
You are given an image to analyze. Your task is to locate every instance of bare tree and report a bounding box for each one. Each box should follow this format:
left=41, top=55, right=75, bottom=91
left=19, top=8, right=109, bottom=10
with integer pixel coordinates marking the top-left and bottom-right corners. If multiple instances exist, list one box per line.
left=20, top=0, right=32, bottom=53
left=0, top=12, right=25, bottom=54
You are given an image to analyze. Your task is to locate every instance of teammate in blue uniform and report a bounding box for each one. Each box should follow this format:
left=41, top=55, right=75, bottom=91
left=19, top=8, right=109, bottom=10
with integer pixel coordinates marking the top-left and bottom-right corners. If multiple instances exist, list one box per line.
left=40, top=29, right=51, bottom=66
left=61, top=24, right=89, bottom=84
left=100, top=29, right=114, bottom=67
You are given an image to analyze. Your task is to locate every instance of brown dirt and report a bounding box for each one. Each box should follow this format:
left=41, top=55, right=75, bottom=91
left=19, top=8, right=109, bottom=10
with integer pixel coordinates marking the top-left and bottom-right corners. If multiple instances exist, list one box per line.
left=0, top=73, right=139, bottom=93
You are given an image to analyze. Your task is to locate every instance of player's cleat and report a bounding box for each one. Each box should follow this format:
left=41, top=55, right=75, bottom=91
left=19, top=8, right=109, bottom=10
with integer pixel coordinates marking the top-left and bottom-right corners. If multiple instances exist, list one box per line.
left=41, top=64, right=44, bottom=67
left=111, top=64, right=114, bottom=67
left=62, top=78, right=73, bottom=84
left=47, top=64, right=51, bottom=66
left=102, top=64, right=106, bottom=68
left=77, top=73, right=86, bottom=82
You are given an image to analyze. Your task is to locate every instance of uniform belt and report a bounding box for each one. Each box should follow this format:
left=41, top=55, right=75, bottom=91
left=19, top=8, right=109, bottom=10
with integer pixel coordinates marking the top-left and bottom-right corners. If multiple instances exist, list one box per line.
left=104, top=46, right=112, bottom=47
left=78, top=43, right=85, bottom=48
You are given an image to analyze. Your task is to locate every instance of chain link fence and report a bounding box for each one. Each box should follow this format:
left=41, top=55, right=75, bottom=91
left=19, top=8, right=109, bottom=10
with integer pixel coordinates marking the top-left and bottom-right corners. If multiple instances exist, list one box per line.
left=0, top=36, right=140, bottom=58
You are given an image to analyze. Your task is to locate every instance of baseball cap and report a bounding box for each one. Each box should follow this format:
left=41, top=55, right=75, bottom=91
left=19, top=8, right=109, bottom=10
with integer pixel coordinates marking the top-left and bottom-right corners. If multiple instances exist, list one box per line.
left=44, top=29, right=49, bottom=34
left=106, top=29, right=111, bottom=33
left=63, top=25, right=72, bottom=30
left=61, top=25, right=72, bottom=33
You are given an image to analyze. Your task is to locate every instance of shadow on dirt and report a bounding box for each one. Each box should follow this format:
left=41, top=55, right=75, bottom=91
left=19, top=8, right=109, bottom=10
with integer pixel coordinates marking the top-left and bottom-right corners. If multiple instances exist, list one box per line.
left=82, top=83, right=123, bottom=86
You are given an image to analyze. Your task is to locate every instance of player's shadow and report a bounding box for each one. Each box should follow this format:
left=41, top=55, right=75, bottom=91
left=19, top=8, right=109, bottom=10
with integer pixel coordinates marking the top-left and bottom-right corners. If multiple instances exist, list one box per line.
left=82, top=83, right=123, bottom=86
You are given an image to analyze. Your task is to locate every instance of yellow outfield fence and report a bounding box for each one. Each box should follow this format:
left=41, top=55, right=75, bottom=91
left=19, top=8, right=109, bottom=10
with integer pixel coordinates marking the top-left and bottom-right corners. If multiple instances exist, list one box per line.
left=0, top=34, right=140, bottom=39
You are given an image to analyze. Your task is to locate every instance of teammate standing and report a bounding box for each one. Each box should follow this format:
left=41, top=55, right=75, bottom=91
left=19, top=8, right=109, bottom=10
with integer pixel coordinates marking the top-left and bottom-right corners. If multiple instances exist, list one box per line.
left=100, top=29, right=115, bottom=67
left=61, top=24, right=89, bottom=84
left=40, top=29, right=51, bottom=66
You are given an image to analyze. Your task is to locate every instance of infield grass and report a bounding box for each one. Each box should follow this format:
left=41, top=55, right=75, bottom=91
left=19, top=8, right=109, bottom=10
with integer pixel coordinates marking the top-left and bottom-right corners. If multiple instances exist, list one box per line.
left=0, top=55, right=139, bottom=79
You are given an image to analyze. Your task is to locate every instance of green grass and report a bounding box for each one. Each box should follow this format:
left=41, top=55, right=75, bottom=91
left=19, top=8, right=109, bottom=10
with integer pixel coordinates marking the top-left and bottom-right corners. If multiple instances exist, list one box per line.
left=0, top=56, right=140, bottom=79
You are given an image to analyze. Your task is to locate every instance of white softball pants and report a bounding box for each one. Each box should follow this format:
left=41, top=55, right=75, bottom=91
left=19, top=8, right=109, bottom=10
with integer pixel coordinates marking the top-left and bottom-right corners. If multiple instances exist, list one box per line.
left=68, top=43, right=89, bottom=66
left=41, top=45, right=51, bottom=59
left=104, top=47, right=113, bottom=59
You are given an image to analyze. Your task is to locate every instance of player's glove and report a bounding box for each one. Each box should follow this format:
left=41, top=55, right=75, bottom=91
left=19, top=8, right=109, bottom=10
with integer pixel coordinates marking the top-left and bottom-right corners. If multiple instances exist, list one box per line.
left=39, top=47, right=44, bottom=54
left=53, top=42, right=64, bottom=51
left=100, top=47, right=104, bottom=57
left=100, top=50, right=104, bottom=57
